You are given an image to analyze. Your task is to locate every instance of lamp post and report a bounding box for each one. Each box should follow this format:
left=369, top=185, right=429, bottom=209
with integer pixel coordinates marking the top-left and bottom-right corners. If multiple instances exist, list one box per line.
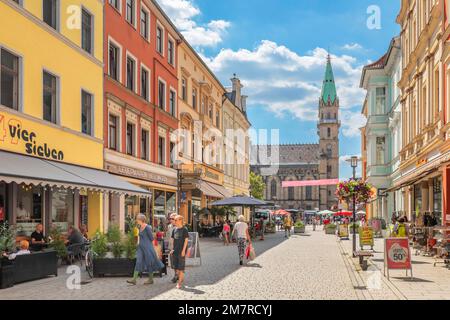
left=174, top=160, right=183, bottom=216
left=349, top=156, right=359, bottom=256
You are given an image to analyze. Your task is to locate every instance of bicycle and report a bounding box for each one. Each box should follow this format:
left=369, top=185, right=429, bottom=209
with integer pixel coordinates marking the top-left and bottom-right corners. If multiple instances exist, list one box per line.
left=84, top=242, right=95, bottom=279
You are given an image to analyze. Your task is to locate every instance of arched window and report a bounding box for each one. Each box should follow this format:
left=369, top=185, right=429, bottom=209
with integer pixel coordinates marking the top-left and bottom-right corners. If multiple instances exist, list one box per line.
left=288, top=187, right=294, bottom=200
left=306, top=186, right=312, bottom=200
left=271, top=180, right=277, bottom=199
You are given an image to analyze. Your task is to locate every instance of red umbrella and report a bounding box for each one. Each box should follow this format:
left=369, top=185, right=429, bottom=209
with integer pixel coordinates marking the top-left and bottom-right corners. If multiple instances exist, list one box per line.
left=274, top=209, right=290, bottom=216
left=334, top=211, right=352, bottom=217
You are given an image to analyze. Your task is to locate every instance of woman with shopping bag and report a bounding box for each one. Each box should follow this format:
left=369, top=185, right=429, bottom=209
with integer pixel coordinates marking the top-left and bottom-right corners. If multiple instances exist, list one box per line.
left=231, top=215, right=251, bottom=265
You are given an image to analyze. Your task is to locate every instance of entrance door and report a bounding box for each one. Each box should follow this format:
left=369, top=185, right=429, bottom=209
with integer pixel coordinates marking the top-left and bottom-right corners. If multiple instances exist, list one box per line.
left=79, top=195, right=88, bottom=230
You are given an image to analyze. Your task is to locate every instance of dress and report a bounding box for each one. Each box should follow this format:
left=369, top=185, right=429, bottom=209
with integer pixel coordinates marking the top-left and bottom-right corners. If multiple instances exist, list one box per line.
left=135, top=225, right=164, bottom=273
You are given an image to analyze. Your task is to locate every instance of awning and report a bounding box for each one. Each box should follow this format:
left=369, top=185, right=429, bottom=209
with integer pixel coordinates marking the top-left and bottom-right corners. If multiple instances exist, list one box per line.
left=385, top=167, right=438, bottom=193
left=207, top=183, right=233, bottom=198
left=197, top=181, right=224, bottom=198
left=0, top=151, right=150, bottom=196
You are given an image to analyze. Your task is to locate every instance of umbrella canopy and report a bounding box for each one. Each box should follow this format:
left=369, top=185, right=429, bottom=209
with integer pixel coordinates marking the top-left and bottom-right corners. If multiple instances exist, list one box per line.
left=357, top=210, right=366, bottom=215
left=319, top=210, right=334, bottom=215
left=334, top=211, right=353, bottom=217
left=273, top=209, right=290, bottom=216
left=210, top=196, right=268, bottom=207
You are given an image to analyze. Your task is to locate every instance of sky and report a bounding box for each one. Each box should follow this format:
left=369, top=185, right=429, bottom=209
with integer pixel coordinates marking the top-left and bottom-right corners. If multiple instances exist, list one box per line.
left=157, top=0, right=401, bottom=179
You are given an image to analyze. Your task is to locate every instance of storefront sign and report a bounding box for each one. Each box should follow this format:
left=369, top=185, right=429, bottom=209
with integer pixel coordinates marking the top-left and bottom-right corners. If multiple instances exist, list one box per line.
left=338, top=224, right=349, bottom=238
left=359, top=226, right=374, bottom=248
left=182, top=164, right=223, bottom=185
left=384, top=238, right=412, bottom=279
left=106, top=162, right=177, bottom=186
left=0, top=109, right=103, bottom=168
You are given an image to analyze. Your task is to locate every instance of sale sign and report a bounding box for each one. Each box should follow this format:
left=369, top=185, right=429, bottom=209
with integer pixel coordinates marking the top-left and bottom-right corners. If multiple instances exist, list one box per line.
left=338, top=224, right=349, bottom=238
left=385, top=238, right=411, bottom=270
left=359, top=226, right=374, bottom=248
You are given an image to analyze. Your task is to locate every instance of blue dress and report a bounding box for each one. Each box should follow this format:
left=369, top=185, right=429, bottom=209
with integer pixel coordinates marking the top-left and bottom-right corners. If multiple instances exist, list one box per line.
left=135, top=225, right=164, bottom=273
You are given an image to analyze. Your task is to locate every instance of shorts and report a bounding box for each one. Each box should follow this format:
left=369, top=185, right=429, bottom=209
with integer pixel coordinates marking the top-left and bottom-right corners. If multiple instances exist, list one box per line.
left=172, top=254, right=186, bottom=271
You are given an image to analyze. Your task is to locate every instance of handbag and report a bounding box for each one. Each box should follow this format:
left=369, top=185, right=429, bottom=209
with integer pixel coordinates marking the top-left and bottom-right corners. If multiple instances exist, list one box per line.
left=248, top=244, right=256, bottom=261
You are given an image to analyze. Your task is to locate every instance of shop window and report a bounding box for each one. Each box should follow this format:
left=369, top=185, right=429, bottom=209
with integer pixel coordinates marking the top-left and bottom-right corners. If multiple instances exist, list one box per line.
left=52, top=189, right=74, bottom=232
left=0, top=183, right=6, bottom=223
left=166, top=192, right=176, bottom=215
left=414, top=184, right=422, bottom=215
left=108, top=114, right=119, bottom=151
left=81, top=90, right=93, bottom=136
left=16, top=186, right=43, bottom=235
left=154, top=190, right=166, bottom=221
left=125, top=196, right=139, bottom=222
left=433, top=178, right=442, bottom=214
left=43, top=71, right=58, bottom=124
left=81, top=8, right=93, bottom=54
left=43, top=0, right=58, bottom=30
left=1, top=48, right=20, bottom=110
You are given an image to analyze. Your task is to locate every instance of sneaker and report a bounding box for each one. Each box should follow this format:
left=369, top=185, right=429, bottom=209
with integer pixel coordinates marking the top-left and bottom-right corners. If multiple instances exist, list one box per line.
left=126, top=279, right=136, bottom=285
left=176, top=283, right=184, bottom=289
left=144, top=279, right=154, bottom=285
left=239, top=260, right=243, bottom=265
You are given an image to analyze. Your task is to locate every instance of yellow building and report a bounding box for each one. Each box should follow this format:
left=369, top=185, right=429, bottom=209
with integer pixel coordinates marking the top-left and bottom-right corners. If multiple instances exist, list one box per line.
left=0, top=0, right=147, bottom=237
left=177, top=40, right=231, bottom=227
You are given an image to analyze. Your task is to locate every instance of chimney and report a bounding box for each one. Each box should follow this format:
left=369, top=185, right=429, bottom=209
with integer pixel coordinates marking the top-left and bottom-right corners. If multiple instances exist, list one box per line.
left=231, top=73, right=242, bottom=108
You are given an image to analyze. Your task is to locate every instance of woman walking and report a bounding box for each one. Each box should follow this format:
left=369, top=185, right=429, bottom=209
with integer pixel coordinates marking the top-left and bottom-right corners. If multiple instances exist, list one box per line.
left=231, top=215, right=251, bottom=265
left=127, top=214, right=164, bottom=285
left=222, top=220, right=231, bottom=246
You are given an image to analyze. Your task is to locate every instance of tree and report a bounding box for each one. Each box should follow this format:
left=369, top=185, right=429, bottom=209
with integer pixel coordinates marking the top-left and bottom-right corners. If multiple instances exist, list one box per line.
left=250, top=171, right=265, bottom=200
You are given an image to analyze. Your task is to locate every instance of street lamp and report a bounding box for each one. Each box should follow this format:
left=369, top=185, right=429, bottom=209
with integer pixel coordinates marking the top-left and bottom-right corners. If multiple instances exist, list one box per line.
left=173, top=160, right=183, bottom=216
left=347, top=156, right=360, bottom=256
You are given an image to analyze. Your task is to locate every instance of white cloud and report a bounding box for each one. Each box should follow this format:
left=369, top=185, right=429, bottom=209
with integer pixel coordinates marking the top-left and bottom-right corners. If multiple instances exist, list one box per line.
left=157, top=0, right=230, bottom=47
left=203, top=40, right=366, bottom=137
left=341, top=43, right=363, bottom=51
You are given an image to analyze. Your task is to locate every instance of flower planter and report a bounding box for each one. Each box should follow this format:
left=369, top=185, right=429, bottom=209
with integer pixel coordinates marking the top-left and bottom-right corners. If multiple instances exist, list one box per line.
left=294, top=226, right=306, bottom=234
left=265, top=225, right=276, bottom=234
left=325, top=227, right=337, bottom=235
left=0, top=258, right=14, bottom=289
left=93, top=258, right=136, bottom=277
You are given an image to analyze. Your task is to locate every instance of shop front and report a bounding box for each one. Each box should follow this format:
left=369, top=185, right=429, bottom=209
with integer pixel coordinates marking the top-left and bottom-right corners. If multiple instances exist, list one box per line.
left=104, top=150, right=178, bottom=232
left=180, top=164, right=231, bottom=229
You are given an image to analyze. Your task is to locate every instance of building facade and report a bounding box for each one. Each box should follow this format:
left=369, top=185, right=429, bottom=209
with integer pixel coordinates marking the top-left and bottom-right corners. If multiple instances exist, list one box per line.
left=251, top=56, right=340, bottom=211
left=0, top=0, right=147, bottom=237
left=177, top=40, right=231, bottom=227
left=103, top=0, right=182, bottom=230
left=360, top=37, right=402, bottom=222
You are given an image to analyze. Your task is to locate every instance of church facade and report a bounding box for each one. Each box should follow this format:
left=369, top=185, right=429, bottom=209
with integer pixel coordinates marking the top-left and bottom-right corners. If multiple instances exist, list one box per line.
left=251, top=56, right=340, bottom=211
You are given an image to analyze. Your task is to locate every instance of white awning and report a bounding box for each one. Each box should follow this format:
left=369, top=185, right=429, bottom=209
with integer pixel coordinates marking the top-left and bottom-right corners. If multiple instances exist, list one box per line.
left=0, top=151, right=150, bottom=197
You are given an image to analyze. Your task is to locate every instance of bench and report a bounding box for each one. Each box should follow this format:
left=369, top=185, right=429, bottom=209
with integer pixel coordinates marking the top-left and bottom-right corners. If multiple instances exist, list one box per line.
left=354, top=250, right=373, bottom=271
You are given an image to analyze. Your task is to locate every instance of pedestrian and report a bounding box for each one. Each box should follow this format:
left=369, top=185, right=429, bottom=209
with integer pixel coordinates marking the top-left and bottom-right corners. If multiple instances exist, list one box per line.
left=167, top=213, right=178, bottom=283
left=259, top=216, right=265, bottom=241
left=283, top=214, right=292, bottom=238
left=393, top=217, right=407, bottom=238
left=171, top=215, right=189, bottom=289
left=312, top=216, right=317, bottom=231
left=127, top=214, right=164, bottom=285
left=231, top=215, right=251, bottom=265
left=222, top=220, right=231, bottom=246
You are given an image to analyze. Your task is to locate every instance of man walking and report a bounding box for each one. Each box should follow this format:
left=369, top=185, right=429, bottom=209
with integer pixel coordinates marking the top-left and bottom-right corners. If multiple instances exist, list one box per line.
left=167, top=213, right=178, bottom=283
left=284, top=214, right=292, bottom=238
left=171, top=215, right=189, bottom=289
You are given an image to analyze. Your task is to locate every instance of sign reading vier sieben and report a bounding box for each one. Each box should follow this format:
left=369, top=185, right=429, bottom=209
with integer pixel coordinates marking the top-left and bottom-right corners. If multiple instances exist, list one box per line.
left=384, top=238, right=412, bottom=280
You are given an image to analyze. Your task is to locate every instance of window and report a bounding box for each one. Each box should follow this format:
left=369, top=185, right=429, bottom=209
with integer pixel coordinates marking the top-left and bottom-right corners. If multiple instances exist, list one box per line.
left=109, top=42, right=120, bottom=81
left=108, top=114, right=119, bottom=150
left=141, top=67, right=149, bottom=101
left=376, top=137, right=385, bottom=165
left=81, top=9, right=93, bottom=54
left=192, top=88, right=197, bottom=110
left=327, top=127, right=331, bottom=138
left=326, top=144, right=332, bottom=158
left=126, top=122, right=135, bottom=156
left=169, top=90, right=176, bottom=117
left=16, top=186, right=43, bottom=234
left=288, top=187, right=294, bottom=200
left=327, top=165, right=332, bottom=175
left=43, top=71, right=58, bottom=124
left=158, top=80, right=166, bottom=110
left=168, top=39, right=175, bottom=65
left=43, top=0, right=58, bottom=30
left=126, top=0, right=135, bottom=25
left=140, top=7, right=149, bottom=40
left=156, top=26, right=163, bottom=54
left=209, top=105, right=213, bottom=119
left=109, top=0, right=120, bottom=11
left=170, top=141, right=175, bottom=167
left=271, top=180, right=277, bottom=199
left=126, top=56, right=136, bottom=91
left=158, top=136, right=166, bottom=165
left=181, top=78, right=187, bottom=101
left=306, top=186, right=312, bottom=200
left=216, top=109, right=220, bottom=127
left=1, top=49, right=19, bottom=110
left=51, top=190, right=74, bottom=232
left=141, top=129, right=149, bottom=160
left=375, top=87, right=386, bottom=114
left=81, top=90, right=93, bottom=135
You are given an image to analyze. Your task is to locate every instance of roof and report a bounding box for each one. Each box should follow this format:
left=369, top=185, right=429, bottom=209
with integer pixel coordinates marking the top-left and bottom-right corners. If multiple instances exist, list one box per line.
left=321, top=55, right=338, bottom=104
left=251, top=144, right=320, bottom=165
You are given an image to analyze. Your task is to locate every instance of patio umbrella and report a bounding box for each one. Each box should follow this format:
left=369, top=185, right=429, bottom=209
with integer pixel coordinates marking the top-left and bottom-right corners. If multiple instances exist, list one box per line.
left=273, top=209, right=290, bottom=216
left=334, top=211, right=353, bottom=217
left=319, top=210, right=334, bottom=215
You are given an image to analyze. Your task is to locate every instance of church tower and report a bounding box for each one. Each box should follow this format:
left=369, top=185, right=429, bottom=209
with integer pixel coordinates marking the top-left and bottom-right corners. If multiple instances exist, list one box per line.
left=317, top=54, right=340, bottom=210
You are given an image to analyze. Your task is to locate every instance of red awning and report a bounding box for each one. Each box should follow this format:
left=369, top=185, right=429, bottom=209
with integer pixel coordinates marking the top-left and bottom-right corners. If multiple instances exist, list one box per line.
left=334, top=211, right=352, bottom=217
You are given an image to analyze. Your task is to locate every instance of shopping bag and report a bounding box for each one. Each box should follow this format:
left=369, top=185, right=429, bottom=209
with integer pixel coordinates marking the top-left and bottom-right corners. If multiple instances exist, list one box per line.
left=248, top=245, right=256, bottom=261
left=245, top=245, right=251, bottom=259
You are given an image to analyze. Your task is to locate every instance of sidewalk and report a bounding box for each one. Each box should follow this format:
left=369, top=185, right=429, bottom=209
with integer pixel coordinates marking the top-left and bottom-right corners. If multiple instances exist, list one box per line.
left=338, top=233, right=450, bottom=300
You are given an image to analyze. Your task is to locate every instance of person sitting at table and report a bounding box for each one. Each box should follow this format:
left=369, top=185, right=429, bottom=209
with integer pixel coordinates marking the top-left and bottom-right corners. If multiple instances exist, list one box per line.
left=3, top=240, right=31, bottom=260
left=80, top=224, right=89, bottom=241
left=65, top=226, right=85, bottom=246
left=30, top=224, right=46, bottom=251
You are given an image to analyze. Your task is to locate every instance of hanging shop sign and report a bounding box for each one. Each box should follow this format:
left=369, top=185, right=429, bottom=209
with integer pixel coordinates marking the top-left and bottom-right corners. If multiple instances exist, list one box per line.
left=359, top=226, right=374, bottom=249
left=384, top=238, right=413, bottom=280
left=338, top=224, right=349, bottom=239
left=0, top=110, right=103, bottom=168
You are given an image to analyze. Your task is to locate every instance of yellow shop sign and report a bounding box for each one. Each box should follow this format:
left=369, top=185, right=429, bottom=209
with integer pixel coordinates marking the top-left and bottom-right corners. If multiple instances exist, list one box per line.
left=0, top=110, right=103, bottom=168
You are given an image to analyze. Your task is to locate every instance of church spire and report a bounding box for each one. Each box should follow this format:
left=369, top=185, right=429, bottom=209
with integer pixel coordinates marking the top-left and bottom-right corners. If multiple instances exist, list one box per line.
left=321, top=53, right=337, bottom=104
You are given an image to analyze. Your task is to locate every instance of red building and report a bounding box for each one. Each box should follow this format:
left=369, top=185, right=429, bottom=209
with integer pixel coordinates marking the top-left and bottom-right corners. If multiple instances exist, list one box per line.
left=103, top=0, right=182, bottom=230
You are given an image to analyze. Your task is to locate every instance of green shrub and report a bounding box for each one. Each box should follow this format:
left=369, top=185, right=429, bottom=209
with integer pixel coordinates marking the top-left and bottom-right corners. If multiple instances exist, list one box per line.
left=48, top=226, right=68, bottom=259
left=91, top=230, right=108, bottom=259
left=123, top=231, right=137, bottom=259
left=325, top=223, right=337, bottom=230
left=0, top=222, right=16, bottom=254
left=294, top=221, right=305, bottom=228
left=107, top=224, right=124, bottom=258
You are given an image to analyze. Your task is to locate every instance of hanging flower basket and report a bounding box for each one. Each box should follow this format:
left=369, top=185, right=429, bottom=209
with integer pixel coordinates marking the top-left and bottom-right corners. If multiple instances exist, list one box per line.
left=335, top=179, right=374, bottom=204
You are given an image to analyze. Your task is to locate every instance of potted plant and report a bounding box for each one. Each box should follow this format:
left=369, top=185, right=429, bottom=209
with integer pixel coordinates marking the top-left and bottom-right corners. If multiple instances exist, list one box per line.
left=92, top=226, right=136, bottom=277
left=294, top=221, right=306, bottom=234
left=0, top=222, right=16, bottom=289
left=348, top=223, right=360, bottom=234
left=265, top=221, right=276, bottom=234
left=325, top=223, right=337, bottom=235
left=48, top=226, right=68, bottom=265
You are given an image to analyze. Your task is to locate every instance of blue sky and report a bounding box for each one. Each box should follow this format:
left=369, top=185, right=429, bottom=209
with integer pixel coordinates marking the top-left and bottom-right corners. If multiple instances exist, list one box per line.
left=158, top=0, right=400, bottom=179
